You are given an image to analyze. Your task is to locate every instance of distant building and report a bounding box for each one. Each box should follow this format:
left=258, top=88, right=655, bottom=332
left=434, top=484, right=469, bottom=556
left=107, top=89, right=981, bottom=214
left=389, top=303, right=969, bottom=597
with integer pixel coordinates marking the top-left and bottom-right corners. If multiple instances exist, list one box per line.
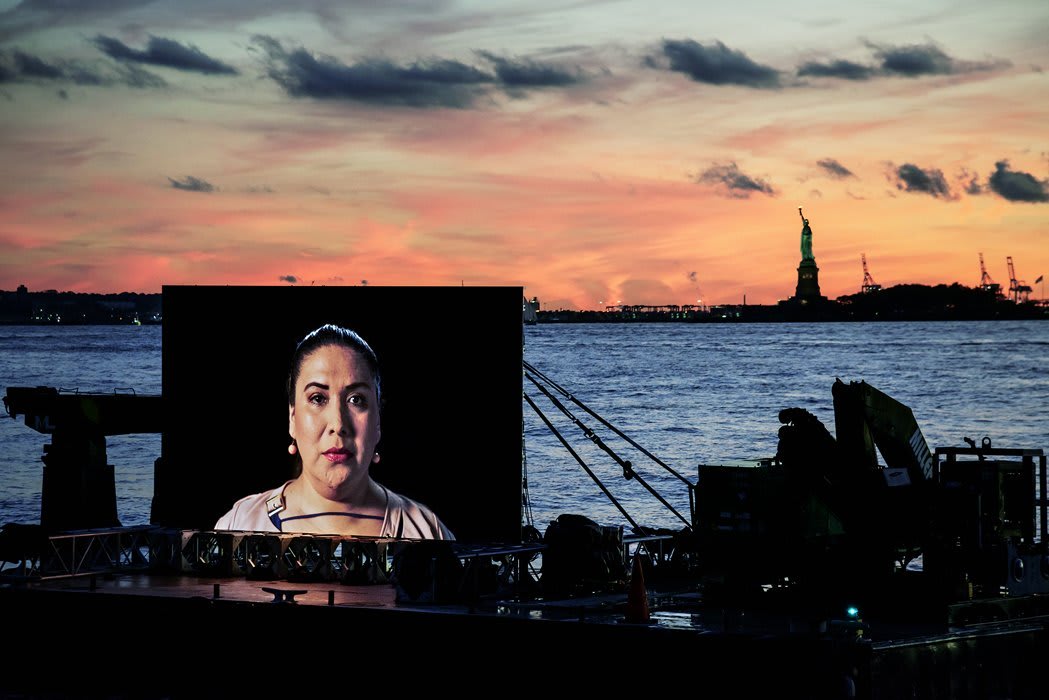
left=523, top=296, right=539, bottom=325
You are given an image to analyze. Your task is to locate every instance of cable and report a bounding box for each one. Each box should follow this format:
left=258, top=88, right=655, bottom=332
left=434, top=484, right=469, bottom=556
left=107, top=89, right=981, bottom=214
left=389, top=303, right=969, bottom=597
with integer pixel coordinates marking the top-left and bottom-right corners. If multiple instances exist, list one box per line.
left=522, top=391, right=641, bottom=531
left=524, top=360, right=692, bottom=487
left=525, top=372, right=692, bottom=531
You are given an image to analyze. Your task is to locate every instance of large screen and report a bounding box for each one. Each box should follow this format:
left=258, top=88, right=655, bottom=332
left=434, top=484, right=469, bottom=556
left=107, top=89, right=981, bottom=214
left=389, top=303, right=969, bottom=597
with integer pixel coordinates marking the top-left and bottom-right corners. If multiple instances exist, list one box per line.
left=156, top=285, right=523, bottom=544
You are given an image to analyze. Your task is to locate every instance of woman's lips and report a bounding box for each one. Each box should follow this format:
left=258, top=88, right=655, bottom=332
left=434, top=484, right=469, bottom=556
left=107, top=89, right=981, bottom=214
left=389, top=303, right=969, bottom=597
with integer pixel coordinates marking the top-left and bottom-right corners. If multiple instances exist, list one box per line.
left=323, top=449, right=351, bottom=463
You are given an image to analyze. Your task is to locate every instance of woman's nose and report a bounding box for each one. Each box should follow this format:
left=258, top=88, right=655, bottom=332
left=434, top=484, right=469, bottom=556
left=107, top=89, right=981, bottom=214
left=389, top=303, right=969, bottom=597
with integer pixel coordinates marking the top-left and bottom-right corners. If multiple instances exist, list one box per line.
left=329, top=404, right=352, bottom=435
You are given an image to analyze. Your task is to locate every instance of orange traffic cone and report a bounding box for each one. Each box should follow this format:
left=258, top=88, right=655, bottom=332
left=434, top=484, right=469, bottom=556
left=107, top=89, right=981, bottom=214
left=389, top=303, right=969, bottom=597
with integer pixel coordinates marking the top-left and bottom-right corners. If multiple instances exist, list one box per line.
left=625, top=554, right=650, bottom=624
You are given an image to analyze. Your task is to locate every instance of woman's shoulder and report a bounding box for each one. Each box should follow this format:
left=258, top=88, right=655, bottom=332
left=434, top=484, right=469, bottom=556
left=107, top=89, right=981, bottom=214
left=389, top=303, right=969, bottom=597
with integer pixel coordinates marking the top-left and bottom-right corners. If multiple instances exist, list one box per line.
left=383, top=487, right=454, bottom=540
left=214, top=482, right=288, bottom=531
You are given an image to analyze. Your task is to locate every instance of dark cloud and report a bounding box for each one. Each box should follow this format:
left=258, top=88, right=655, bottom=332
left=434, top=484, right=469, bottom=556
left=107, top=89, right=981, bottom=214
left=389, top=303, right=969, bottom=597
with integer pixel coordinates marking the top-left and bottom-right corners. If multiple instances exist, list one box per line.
left=893, top=163, right=953, bottom=199
left=987, top=160, right=1049, bottom=203
left=695, top=162, right=776, bottom=198
left=868, top=41, right=1007, bottom=77
left=93, top=35, right=237, bottom=75
left=279, top=275, right=298, bottom=284
left=0, top=47, right=162, bottom=87
left=1, top=48, right=61, bottom=83
left=798, top=42, right=1007, bottom=82
left=168, top=175, right=215, bottom=193
left=476, top=50, right=583, bottom=87
left=253, top=35, right=492, bottom=108
left=649, top=39, right=780, bottom=88
left=817, top=158, right=855, bottom=179
left=116, top=62, right=166, bottom=88
left=959, top=169, right=983, bottom=195
left=65, top=64, right=108, bottom=85
left=798, top=59, right=873, bottom=81
left=874, top=42, right=953, bottom=76
left=14, top=50, right=63, bottom=79
left=57, top=88, right=68, bottom=99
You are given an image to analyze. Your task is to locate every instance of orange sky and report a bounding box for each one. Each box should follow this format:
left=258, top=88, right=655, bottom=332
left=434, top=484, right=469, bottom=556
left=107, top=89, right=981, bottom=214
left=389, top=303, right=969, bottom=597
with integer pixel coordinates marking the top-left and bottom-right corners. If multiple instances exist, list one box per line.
left=1, top=1, right=1046, bottom=308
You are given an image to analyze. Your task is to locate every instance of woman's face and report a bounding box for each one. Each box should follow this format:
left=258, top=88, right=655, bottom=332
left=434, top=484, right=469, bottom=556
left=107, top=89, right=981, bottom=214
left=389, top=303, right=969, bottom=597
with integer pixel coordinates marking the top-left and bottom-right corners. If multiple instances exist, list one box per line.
left=289, top=344, right=381, bottom=500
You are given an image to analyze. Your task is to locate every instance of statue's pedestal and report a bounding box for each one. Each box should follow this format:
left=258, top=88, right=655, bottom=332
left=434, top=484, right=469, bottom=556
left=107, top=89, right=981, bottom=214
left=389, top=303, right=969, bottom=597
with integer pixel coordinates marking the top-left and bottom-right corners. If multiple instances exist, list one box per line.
left=794, top=258, right=822, bottom=302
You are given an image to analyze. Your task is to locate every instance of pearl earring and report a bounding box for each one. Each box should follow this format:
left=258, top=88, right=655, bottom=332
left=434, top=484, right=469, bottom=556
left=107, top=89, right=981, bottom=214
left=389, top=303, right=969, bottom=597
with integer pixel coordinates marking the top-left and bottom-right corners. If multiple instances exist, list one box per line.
left=372, top=451, right=381, bottom=463
left=288, top=440, right=297, bottom=455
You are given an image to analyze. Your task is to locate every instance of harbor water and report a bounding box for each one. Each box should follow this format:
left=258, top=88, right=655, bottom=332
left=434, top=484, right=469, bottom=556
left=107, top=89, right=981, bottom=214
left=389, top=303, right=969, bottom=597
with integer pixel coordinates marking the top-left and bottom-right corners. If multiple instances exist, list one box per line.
left=1, top=321, right=1047, bottom=533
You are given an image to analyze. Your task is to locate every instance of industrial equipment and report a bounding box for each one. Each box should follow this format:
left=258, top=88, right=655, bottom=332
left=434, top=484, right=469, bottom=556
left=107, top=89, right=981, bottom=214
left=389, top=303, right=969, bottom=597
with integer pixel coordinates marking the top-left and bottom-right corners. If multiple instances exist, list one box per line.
left=861, top=254, right=881, bottom=293
left=690, top=380, right=1048, bottom=615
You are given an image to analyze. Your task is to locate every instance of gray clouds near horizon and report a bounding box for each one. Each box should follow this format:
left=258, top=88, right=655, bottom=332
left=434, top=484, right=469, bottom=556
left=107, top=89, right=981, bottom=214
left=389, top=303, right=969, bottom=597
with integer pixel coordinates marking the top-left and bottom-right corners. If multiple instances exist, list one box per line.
left=253, top=35, right=586, bottom=107
left=168, top=175, right=215, bottom=192
left=799, top=41, right=1009, bottom=81
left=888, top=161, right=1047, bottom=203
left=476, top=50, right=585, bottom=87
left=988, top=161, right=1049, bottom=203
left=1, top=26, right=1014, bottom=101
left=0, top=47, right=166, bottom=87
left=869, top=41, right=1008, bottom=77
left=817, top=158, right=855, bottom=179
left=696, top=162, right=777, bottom=198
left=798, top=59, right=873, bottom=80
left=93, top=35, right=238, bottom=75
left=893, top=163, right=953, bottom=199
left=647, top=38, right=781, bottom=88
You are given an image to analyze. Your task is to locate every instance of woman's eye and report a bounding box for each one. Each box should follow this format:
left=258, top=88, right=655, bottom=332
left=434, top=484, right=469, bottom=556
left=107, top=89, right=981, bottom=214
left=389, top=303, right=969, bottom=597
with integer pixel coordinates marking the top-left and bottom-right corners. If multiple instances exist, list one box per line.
left=308, top=393, right=327, bottom=405
left=348, top=394, right=367, bottom=407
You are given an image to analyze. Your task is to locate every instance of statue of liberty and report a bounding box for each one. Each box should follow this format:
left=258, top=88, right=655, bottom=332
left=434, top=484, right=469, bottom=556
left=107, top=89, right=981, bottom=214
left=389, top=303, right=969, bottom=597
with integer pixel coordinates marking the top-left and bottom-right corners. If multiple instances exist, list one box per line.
left=798, top=207, right=814, bottom=261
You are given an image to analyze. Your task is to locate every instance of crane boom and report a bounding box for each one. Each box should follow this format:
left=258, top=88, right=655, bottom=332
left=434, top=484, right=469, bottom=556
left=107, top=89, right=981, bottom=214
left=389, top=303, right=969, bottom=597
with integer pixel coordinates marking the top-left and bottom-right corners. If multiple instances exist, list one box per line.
left=861, top=254, right=881, bottom=293
left=1007, top=256, right=1033, bottom=303
left=978, top=253, right=1001, bottom=297
left=979, top=253, right=994, bottom=286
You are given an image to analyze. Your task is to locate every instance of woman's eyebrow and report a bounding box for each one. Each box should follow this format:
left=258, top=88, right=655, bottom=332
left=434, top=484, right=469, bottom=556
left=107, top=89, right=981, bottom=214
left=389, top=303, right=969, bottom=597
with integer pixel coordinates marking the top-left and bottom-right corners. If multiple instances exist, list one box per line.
left=303, top=381, right=329, bottom=391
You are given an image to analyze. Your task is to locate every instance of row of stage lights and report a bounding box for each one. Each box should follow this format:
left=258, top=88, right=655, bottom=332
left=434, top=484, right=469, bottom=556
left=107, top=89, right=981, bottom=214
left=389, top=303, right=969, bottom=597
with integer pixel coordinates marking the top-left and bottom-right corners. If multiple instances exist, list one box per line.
left=16, top=527, right=542, bottom=603
left=176, top=531, right=535, bottom=603
left=178, top=531, right=392, bottom=584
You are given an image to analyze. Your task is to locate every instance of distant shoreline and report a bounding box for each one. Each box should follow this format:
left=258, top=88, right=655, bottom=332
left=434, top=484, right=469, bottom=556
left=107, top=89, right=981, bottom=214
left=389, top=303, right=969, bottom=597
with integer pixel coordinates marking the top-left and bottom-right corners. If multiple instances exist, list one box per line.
left=2, top=284, right=1045, bottom=324
left=532, top=282, right=1047, bottom=323
left=534, top=312, right=1048, bottom=323
left=0, top=288, right=161, bottom=325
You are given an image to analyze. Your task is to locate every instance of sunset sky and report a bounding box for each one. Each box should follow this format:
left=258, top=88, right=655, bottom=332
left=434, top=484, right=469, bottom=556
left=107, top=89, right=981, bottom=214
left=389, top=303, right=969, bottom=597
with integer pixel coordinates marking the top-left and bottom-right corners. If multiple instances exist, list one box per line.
left=1, top=0, right=1046, bottom=308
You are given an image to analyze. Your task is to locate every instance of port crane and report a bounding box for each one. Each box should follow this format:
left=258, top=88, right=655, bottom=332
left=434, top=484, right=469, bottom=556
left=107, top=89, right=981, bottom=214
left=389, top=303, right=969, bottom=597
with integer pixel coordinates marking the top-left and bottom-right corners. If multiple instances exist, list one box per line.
left=978, top=253, right=1001, bottom=297
left=1007, top=256, right=1032, bottom=303
left=861, top=254, right=881, bottom=293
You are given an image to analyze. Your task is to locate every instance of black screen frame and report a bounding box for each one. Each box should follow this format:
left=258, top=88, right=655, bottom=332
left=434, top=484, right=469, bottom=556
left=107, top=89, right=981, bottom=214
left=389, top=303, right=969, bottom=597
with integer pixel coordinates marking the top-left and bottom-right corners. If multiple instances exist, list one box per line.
left=156, top=285, right=524, bottom=544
